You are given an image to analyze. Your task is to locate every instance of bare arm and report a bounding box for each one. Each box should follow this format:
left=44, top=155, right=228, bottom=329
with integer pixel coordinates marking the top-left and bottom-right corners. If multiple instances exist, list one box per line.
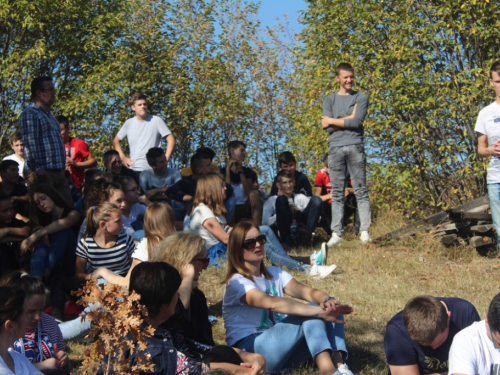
left=113, top=135, right=134, bottom=167
left=477, top=133, right=500, bottom=158
left=75, top=256, right=89, bottom=284
left=0, top=225, right=30, bottom=239
left=75, top=151, right=98, bottom=169
left=388, top=365, right=423, bottom=375
left=92, top=258, right=142, bottom=286
left=164, top=133, right=176, bottom=162
left=314, top=186, right=331, bottom=202
left=321, top=103, right=358, bottom=129
left=178, top=264, right=196, bottom=308
left=203, top=217, right=229, bottom=244
left=283, top=278, right=330, bottom=305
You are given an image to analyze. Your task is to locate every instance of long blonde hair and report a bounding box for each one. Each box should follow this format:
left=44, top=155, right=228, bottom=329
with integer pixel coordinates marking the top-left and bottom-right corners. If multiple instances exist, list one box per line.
left=144, top=202, right=177, bottom=260
left=192, top=173, right=227, bottom=216
left=151, top=232, right=206, bottom=272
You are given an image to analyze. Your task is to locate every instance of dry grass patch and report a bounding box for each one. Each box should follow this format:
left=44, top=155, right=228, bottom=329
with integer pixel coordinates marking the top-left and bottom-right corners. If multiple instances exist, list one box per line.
left=67, top=212, right=500, bottom=374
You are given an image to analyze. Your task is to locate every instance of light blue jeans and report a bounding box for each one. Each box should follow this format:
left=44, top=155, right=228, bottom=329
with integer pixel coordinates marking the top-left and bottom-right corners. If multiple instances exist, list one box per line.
left=259, top=225, right=309, bottom=273
left=237, top=311, right=347, bottom=372
left=329, top=143, right=371, bottom=235
left=488, top=184, right=500, bottom=252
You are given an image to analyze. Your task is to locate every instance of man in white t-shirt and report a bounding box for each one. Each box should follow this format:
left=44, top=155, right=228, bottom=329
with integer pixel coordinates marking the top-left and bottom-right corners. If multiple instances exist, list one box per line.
left=476, top=61, right=500, bottom=253
left=449, top=292, right=500, bottom=375
left=113, top=93, right=176, bottom=174
left=3, top=132, right=25, bottom=180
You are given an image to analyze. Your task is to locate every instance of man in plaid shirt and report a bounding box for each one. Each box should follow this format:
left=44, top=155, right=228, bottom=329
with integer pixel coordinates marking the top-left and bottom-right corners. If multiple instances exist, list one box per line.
left=18, top=76, right=74, bottom=207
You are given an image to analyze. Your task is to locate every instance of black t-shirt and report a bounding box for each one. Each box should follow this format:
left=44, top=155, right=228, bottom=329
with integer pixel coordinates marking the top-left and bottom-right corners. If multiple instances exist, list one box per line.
left=270, top=170, right=312, bottom=197
left=384, top=297, right=480, bottom=374
left=0, top=183, right=29, bottom=217
left=220, top=166, right=257, bottom=185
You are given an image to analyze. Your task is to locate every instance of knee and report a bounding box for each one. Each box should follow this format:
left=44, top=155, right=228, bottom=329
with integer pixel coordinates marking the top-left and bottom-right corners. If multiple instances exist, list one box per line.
left=310, top=196, right=321, bottom=208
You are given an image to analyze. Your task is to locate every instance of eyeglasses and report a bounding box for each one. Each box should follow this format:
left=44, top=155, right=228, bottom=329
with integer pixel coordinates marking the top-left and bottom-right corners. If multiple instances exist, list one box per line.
left=243, top=234, right=267, bottom=249
left=41, top=88, right=57, bottom=94
left=194, top=257, right=210, bottom=267
left=124, top=187, right=140, bottom=193
left=489, top=325, right=500, bottom=350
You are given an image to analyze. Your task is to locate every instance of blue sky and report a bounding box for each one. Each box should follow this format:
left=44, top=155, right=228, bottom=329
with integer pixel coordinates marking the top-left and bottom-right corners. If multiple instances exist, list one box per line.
left=257, top=0, right=306, bottom=34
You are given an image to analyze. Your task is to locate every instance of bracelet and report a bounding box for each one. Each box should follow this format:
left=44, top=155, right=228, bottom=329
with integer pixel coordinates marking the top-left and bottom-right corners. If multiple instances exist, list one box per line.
left=323, top=296, right=335, bottom=303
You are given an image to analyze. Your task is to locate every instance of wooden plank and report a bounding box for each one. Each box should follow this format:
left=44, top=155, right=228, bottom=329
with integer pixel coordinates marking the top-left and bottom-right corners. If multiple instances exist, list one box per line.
left=448, top=212, right=492, bottom=221
left=374, top=195, right=490, bottom=243
left=470, top=236, right=494, bottom=248
left=470, top=224, right=493, bottom=233
left=437, top=233, right=458, bottom=246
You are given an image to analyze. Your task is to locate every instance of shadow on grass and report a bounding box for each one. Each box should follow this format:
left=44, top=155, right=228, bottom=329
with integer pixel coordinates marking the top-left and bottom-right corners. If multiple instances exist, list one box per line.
left=347, top=341, right=387, bottom=374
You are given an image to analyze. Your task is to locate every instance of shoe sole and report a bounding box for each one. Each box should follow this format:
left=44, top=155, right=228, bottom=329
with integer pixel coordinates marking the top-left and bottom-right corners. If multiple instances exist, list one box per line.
left=311, top=265, right=337, bottom=280
left=321, top=243, right=328, bottom=265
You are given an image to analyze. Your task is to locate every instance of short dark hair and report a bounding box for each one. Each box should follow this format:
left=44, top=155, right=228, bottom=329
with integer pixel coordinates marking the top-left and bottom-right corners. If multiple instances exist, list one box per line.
left=0, top=193, right=11, bottom=205
left=55, top=115, right=69, bottom=128
left=129, top=262, right=181, bottom=318
left=195, top=147, right=216, bottom=160
left=277, top=169, right=294, bottom=183
left=190, top=153, right=211, bottom=175
left=146, top=147, right=164, bottom=167
left=103, top=150, right=120, bottom=166
left=0, top=160, right=19, bottom=172
left=31, top=76, right=53, bottom=99
left=129, top=93, right=147, bottom=106
left=491, top=61, right=500, bottom=79
left=403, top=295, right=448, bottom=345
left=10, top=132, right=22, bottom=145
left=335, top=63, right=354, bottom=76
left=488, top=292, right=500, bottom=333
left=0, top=286, right=25, bottom=329
left=227, top=140, right=246, bottom=157
left=278, top=151, right=296, bottom=166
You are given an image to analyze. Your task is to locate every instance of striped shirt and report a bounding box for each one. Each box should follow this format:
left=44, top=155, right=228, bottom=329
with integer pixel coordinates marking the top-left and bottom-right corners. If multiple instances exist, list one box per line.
left=18, top=103, right=66, bottom=171
left=76, top=232, right=135, bottom=276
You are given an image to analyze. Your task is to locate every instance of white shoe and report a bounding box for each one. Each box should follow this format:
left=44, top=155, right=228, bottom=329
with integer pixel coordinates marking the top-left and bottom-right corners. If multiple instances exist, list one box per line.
left=334, top=364, right=354, bottom=375
left=309, top=264, right=337, bottom=280
left=327, top=233, right=342, bottom=248
left=360, top=231, right=371, bottom=243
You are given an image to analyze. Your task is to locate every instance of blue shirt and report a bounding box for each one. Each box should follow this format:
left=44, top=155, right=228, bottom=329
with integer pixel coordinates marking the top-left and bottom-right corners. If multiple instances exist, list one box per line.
left=18, top=102, right=65, bottom=171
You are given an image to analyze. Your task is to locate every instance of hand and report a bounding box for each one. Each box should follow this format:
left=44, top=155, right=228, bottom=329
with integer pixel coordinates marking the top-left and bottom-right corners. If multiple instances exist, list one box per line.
left=489, top=139, right=500, bottom=156
left=54, top=343, right=68, bottom=368
left=0, top=228, right=8, bottom=240
left=123, top=157, right=134, bottom=168
left=229, top=159, right=241, bottom=174
left=66, top=157, right=75, bottom=167
left=321, top=116, right=333, bottom=128
left=41, top=357, right=59, bottom=369
left=320, top=297, right=342, bottom=311
left=91, top=268, right=104, bottom=280
left=345, top=187, right=354, bottom=197
left=240, top=362, right=265, bottom=375
left=35, top=168, right=46, bottom=178
left=20, top=236, right=36, bottom=255
left=225, top=225, right=233, bottom=234
left=181, top=263, right=196, bottom=280
left=321, top=167, right=329, bottom=174
left=289, top=203, right=298, bottom=213
left=319, top=303, right=353, bottom=323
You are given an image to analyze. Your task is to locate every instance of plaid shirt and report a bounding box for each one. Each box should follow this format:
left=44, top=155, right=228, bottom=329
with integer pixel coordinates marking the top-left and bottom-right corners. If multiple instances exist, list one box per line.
left=18, top=102, right=65, bottom=171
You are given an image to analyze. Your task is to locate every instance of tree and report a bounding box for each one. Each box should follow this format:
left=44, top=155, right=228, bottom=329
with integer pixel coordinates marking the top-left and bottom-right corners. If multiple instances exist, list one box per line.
left=293, top=0, right=500, bottom=216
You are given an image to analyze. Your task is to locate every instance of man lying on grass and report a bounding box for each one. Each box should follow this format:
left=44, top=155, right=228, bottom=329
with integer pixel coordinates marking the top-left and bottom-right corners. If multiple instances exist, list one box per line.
left=384, top=295, right=480, bottom=375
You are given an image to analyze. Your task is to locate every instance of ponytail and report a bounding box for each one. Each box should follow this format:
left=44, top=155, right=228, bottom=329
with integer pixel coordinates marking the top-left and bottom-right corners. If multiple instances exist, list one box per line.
left=84, top=201, right=119, bottom=238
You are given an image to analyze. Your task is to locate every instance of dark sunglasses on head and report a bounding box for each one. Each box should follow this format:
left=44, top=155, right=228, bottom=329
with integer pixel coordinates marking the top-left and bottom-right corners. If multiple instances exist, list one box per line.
left=243, top=234, right=267, bottom=249
left=194, top=257, right=210, bottom=267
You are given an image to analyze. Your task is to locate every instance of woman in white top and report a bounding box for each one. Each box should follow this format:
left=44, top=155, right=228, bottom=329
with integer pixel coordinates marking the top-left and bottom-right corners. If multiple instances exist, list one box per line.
left=223, top=221, right=354, bottom=375
left=0, top=286, right=43, bottom=375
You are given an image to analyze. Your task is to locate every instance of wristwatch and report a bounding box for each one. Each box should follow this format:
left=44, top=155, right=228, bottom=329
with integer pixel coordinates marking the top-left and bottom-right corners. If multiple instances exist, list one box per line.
left=323, top=296, right=335, bottom=303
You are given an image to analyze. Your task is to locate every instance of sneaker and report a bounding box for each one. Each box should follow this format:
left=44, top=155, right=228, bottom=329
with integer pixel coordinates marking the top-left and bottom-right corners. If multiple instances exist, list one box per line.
left=360, top=231, right=371, bottom=243
left=310, top=243, right=328, bottom=266
left=334, top=364, right=354, bottom=375
left=309, top=264, right=337, bottom=280
left=327, top=233, right=342, bottom=248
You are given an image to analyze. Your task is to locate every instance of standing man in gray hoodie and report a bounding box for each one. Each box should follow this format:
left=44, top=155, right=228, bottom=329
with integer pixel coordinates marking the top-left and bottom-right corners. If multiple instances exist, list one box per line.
left=321, top=63, right=371, bottom=246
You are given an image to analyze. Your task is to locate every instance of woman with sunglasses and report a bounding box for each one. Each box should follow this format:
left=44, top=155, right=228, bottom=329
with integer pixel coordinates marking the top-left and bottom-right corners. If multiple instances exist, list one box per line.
left=223, top=221, right=355, bottom=375
left=151, top=231, right=214, bottom=345
left=116, top=176, right=147, bottom=240
left=191, top=174, right=336, bottom=279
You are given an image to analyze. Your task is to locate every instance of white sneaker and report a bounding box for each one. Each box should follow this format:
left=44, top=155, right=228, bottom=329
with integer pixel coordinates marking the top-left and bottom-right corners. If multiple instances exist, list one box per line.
left=360, top=231, right=371, bottom=243
left=309, top=264, right=337, bottom=280
left=310, top=243, right=328, bottom=266
left=327, top=233, right=342, bottom=248
left=334, top=364, right=354, bottom=375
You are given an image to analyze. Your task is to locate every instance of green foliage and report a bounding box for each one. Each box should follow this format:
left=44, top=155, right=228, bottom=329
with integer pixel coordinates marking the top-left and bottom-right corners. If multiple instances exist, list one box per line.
left=294, top=0, right=499, bottom=216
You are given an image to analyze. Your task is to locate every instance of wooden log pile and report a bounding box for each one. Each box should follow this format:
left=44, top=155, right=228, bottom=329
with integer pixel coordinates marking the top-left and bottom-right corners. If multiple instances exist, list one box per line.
left=375, top=196, right=497, bottom=251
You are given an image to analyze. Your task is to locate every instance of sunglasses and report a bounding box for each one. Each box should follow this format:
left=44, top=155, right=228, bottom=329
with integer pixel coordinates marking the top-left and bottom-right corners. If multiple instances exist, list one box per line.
left=194, top=257, right=210, bottom=267
left=243, top=234, right=267, bottom=249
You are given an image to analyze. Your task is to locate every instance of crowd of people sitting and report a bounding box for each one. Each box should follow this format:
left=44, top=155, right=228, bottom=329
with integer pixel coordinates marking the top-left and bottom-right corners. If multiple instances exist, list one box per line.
left=1, top=76, right=497, bottom=375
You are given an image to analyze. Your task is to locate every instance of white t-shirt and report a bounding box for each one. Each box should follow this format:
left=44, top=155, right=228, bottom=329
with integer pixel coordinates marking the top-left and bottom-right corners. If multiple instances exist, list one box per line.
left=263, top=194, right=311, bottom=226
left=116, top=115, right=172, bottom=172
left=190, top=203, right=227, bottom=249
left=475, top=101, right=500, bottom=184
left=3, top=154, right=25, bottom=179
left=0, top=349, right=43, bottom=374
left=132, top=237, right=149, bottom=262
left=449, top=320, right=500, bottom=375
left=223, top=266, right=294, bottom=346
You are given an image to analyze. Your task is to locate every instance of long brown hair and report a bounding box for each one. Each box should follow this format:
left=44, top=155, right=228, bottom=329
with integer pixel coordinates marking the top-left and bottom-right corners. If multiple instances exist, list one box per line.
left=192, top=173, right=227, bottom=217
left=223, top=220, right=271, bottom=283
left=143, top=202, right=177, bottom=260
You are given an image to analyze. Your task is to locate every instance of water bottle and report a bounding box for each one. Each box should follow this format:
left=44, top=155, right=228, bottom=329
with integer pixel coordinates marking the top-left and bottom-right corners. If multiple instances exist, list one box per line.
left=290, top=219, right=298, bottom=242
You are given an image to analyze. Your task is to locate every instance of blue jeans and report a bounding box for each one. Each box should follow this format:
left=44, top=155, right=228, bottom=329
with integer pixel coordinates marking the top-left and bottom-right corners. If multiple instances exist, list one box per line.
left=237, top=312, right=347, bottom=373
left=488, top=184, right=500, bottom=252
left=259, top=225, right=309, bottom=273
left=275, top=195, right=321, bottom=244
left=225, top=195, right=236, bottom=224
left=30, top=228, right=77, bottom=277
left=328, top=143, right=371, bottom=235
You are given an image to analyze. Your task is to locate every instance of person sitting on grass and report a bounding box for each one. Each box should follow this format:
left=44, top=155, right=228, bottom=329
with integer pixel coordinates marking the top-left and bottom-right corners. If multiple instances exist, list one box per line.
left=263, top=170, right=322, bottom=248
left=116, top=176, right=147, bottom=240
left=384, top=295, right=480, bottom=375
left=222, top=220, right=354, bottom=375
left=0, top=160, right=29, bottom=220
left=0, top=194, right=31, bottom=276
left=0, top=271, right=69, bottom=373
left=269, top=151, right=312, bottom=197
left=97, top=261, right=266, bottom=375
